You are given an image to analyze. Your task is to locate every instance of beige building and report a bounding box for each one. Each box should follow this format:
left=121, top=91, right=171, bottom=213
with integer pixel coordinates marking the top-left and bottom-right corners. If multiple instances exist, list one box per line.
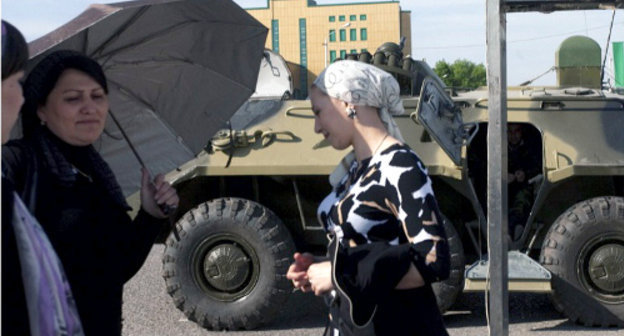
left=246, top=0, right=412, bottom=97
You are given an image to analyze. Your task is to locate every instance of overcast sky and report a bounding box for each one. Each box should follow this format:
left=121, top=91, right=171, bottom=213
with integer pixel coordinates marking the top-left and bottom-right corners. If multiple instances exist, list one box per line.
left=2, top=0, right=622, bottom=86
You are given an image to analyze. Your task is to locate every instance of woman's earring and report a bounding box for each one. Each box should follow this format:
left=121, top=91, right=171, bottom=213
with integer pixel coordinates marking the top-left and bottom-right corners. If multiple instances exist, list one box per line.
left=40, top=120, right=46, bottom=126
left=346, top=106, right=356, bottom=119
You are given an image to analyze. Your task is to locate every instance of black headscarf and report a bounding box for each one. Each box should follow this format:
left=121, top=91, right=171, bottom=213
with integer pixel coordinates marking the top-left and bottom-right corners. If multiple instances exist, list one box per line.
left=1, top=20, right=28, bottom=81
left=20, top=50, right=108, bottom=138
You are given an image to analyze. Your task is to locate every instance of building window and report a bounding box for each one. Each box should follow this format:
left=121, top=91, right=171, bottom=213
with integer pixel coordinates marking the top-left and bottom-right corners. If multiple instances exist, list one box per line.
left=299, top=18, right=308, bottom=97
left=330, top=50, right=337, bottom=62
left=339, top=29, right=346, bottom=42
left=350, top=15, right=357, bottom=21
left=350, top=49, right=357, bottom=54
left=350, top=29, right=356, bottom=41
left=360, top=28, right=367, bottom=41
left=339, top=15, right=345, bottom=22
left=271, top=20, right=279, bottom=53
left=340, top=50, right=346, bottom=59
left=361, top=48, right=368, bottom=53
left=329, top=16, right=335, bottom=22
left=360, top=14, right=367, bottom=21
left=329, top=29, right=336, bottom=42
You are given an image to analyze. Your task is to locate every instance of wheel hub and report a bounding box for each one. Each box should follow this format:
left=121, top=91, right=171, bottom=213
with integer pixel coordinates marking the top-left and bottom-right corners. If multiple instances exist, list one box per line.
left=191, top=232, right=261, bottom=302
left=587, top=243, right=624, bottom=294
left=203, top=243, right=251, bottom=292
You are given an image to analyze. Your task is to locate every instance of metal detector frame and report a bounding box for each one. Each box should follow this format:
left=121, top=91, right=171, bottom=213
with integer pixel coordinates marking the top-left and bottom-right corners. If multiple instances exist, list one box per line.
left=485, top=1, right=622, bottom=335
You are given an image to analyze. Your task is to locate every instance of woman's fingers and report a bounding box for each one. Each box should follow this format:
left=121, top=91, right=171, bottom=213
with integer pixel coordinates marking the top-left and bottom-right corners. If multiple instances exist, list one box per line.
left=148, top=174, right=179, bottom=208
left=291, top=252, right=314, bottom=272
left=153, top=172, right=166, bottom=186
left=286, top=268, right=306, bottom=281
left=294, top=252, right=315, bottom=269
left=306, top=261, right=333, bottom=296
left=288, top=252, right=323, bottom=292
left=139, top=169, right=179, bottom=218
left=286, top=262, right=308, bottom=280
left=287, top=260, right=312, bottom=291
left=152, top=174, right=169, bottom=196
left=156, top=185, right=178, bottom=206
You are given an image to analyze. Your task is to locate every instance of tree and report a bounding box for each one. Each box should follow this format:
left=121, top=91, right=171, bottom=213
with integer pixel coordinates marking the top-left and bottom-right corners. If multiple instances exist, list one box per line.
left=434, top=59, right=486, bottom=89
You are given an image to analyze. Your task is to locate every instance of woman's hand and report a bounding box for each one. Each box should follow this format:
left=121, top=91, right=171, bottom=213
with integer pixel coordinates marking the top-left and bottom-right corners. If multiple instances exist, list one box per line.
left=286, top=252, right=315, bottom=292
left=307, top=261, right=333, bottom=296
left=140, top=168, right=179, bottom=218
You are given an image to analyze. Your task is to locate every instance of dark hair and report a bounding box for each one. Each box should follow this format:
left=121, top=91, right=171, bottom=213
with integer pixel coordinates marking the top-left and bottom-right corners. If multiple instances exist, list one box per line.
left=1, top=20, right=29, bottom=80
left=20, top=50, right=108, bottom=137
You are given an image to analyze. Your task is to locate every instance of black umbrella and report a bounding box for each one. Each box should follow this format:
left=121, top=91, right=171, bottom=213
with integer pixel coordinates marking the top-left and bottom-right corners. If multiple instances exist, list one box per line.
left=26, top=0, right=268, bottom=196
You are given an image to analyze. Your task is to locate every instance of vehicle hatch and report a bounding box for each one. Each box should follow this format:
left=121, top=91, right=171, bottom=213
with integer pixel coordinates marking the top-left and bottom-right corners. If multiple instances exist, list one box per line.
left=414, top=76, right=477, bottom=166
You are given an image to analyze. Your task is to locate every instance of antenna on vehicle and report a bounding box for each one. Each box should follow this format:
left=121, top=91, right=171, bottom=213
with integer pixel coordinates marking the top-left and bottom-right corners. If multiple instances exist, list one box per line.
left=399, top=36, right=406, bottom=51
left=518, top=66, right=556, bottom=86
left=600, top=9, right=617, bottom=89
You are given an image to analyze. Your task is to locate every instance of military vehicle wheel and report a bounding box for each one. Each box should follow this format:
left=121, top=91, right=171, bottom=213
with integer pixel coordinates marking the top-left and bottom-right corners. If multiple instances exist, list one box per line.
left=432, top=216, right=465, bottom=312
left=540, top=196, right=624, bottom=327
left=162, top=198, right=295, bottom=330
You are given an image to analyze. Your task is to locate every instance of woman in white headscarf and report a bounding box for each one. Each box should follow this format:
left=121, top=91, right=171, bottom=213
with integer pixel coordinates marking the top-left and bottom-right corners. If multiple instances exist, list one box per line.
left=286, top=60, right=450, bottom=336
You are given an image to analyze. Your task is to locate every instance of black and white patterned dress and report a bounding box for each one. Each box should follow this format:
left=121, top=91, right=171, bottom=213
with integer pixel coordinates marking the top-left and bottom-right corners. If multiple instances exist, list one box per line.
left=319, top=143, right=450, bottom=336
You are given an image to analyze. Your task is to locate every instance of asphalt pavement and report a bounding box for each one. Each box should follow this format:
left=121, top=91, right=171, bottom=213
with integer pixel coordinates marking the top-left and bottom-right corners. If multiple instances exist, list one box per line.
left=122, top=245, right=624, bottom=336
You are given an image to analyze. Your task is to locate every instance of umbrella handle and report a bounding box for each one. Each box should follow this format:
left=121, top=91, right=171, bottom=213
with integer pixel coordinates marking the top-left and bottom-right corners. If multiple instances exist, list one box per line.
left=108, top=109, right=180, bottom=241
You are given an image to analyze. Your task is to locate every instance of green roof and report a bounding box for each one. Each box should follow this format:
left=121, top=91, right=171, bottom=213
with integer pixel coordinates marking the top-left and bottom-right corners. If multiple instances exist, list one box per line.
left=556, top=35, right=601, bottom=67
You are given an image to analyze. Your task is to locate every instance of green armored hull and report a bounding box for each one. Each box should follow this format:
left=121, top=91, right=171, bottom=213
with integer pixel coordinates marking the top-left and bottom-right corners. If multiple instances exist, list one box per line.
left=153, top=43, right=624, bottom=330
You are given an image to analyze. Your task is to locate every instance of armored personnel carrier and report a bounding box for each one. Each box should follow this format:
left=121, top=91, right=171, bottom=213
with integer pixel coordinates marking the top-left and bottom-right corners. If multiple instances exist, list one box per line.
left=157, top=39, right=624, bottom=330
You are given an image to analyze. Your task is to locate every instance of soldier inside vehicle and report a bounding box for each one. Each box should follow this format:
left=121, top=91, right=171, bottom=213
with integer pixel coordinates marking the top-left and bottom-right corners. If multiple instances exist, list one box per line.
left=468, top=122, right=542, bottom=242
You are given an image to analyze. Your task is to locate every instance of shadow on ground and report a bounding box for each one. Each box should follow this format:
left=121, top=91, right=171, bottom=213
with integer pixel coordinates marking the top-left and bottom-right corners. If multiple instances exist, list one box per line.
left=254, top=290, right=328, bottom=331
left=444, top=292, right=623, bottom=333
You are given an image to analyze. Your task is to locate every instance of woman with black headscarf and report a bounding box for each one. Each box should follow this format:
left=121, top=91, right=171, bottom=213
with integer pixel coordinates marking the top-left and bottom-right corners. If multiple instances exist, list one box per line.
left=2, top=49, right=179, bottom=336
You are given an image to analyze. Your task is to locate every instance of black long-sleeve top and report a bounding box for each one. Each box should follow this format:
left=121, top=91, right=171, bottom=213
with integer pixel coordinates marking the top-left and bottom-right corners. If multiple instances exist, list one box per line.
left=2, top=177, right=31, bottom=335
left=2, top=130, right=164, bottom=336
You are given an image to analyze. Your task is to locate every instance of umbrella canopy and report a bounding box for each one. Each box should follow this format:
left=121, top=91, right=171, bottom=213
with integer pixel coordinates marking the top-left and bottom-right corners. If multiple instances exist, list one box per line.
left=26, top=0, right=268, bottom=196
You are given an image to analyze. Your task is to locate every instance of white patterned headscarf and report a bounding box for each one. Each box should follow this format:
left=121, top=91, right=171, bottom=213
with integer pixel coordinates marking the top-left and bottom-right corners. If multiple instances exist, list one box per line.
left=313, top=60, right=405, bottom=187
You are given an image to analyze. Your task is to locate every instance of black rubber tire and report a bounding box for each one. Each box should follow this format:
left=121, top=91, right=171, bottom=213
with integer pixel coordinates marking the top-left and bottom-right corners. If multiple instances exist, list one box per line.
left=540, top=196, right=624, bottom=327
left=162, top=198, right=295, bottom=330
left=432, top=216, right=465, bottom=313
